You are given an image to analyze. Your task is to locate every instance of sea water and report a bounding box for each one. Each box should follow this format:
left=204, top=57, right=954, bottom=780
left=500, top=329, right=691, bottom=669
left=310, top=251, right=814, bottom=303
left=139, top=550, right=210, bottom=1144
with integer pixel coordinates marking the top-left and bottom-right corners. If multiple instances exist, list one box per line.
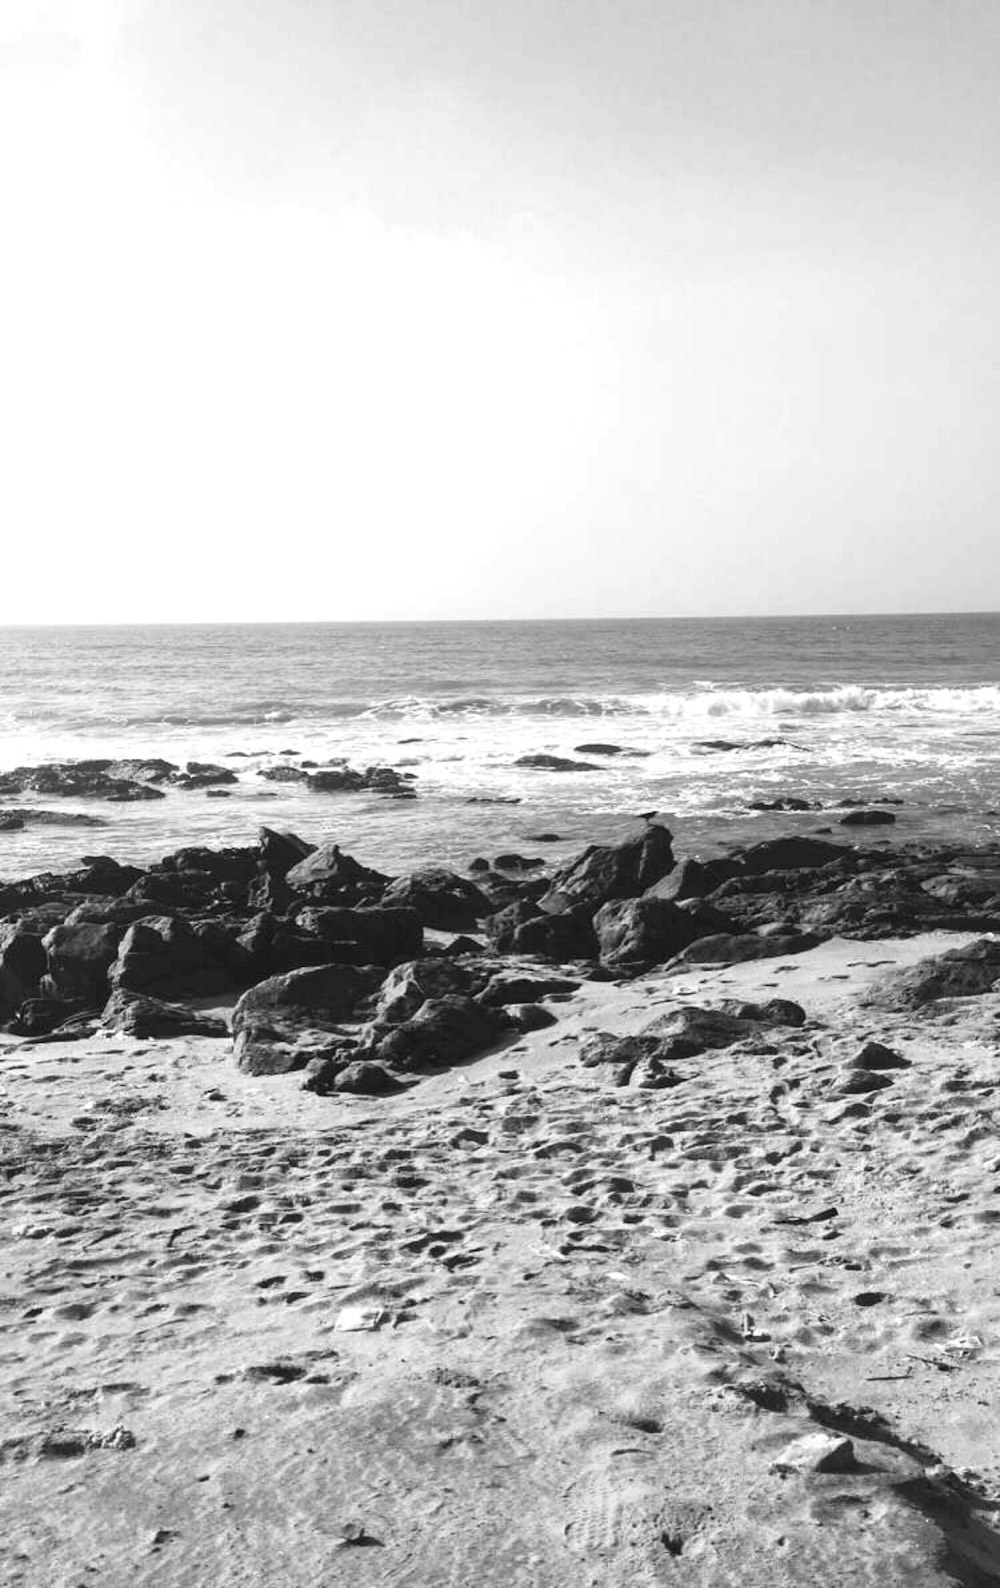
left=1, top=613, right=998, bottom=879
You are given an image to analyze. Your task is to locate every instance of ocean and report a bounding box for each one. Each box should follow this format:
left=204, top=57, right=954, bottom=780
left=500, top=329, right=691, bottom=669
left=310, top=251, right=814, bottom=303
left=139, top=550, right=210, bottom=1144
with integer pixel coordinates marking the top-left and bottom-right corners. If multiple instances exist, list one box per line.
left=1, top=613, right=998, bottom=880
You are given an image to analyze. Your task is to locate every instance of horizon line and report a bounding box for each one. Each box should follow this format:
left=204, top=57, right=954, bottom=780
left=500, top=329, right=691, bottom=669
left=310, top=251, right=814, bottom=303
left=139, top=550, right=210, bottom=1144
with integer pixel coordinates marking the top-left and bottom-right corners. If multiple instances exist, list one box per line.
left=0, top=608, right=999, bottom=630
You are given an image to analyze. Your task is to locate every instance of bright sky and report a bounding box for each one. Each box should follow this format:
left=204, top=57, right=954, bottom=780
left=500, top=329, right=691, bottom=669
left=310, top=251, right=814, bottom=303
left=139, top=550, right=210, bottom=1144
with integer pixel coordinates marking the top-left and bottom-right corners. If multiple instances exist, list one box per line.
left=2, top=0, right=999, bottom=621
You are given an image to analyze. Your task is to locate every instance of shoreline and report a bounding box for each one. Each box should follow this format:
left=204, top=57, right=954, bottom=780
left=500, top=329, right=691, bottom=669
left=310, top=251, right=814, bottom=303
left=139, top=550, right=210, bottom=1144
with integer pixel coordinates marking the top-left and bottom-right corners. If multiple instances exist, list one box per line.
left=2, top=805, right=1000, bottom=1582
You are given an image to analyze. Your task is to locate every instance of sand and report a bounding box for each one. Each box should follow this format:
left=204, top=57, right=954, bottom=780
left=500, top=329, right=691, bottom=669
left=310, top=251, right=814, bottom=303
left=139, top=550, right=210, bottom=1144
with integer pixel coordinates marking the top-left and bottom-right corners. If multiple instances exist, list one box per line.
left=2, top=933, right=1000, bottom=1586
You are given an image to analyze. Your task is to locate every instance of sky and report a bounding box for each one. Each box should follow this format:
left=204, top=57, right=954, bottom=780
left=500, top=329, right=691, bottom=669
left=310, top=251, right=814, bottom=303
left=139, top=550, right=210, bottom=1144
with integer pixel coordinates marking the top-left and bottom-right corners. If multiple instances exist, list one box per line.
left=2, top=0, right=999, bottom=622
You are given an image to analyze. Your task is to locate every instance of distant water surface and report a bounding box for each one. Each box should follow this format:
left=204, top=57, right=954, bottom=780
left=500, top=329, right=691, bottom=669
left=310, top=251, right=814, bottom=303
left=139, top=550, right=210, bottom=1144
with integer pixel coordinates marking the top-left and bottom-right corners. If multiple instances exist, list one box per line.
left=0, top=614, right=998, bottom=877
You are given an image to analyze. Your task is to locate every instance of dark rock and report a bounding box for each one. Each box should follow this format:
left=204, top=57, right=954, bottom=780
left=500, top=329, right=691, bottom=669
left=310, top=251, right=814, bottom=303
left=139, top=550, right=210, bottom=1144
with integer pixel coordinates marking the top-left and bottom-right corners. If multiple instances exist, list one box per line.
left=171, top=762, right=238, bottom=789
left=839, top=809, right=897, bottom=827
left=578, top=1031, right=682, bottom=1088
left=110, top=916, right=242, bottom=1000
left=306, top=765, right=414, bottom=796
left=483, top=899, right=544, bottom=950
left=41, top=921, right=122, bottom=1005
left=0, top=921, right=47, bottom=1020
left=513, top=754, right=599, bottom=772
left=441, top=934, right=484, bottom=957
left=66, top=857, right=143, bottom=896
left=525, top=833, right=562, bottom=843
left=10, top=997, right=93, bottom=1036
left=716, top=998, right=807, bottom=1026
left=694, top=738, right=803, bottom=753
left=258, top=764, right=309, bottom=783
left=493, top=854, right=544, bottom=872
left=0, top=761, right=167, bottom=801
left=232, top=964, right=382, bottom=1075
left=644, top=856, right=743, bottom=901
left=374, top=995, right=507, bottom=1071
left=734, top=836, right=851, bottom=874
left=573, top=743, right=626, bottom=756
left=100, top=990, right=228, bottom=1039
left=0, top=808, right=109, bottom=829
left=593, top=897, right=700, bottom=971
left=381, top=867, right=491, bottom=932
left=672, top=931, right=819, bottom=965
left=539, top=826, right=675, bottom=913
left=849, top=1040, right=910, bottom=1071
left=866, top=937, right=1000, bottom=1008
left=294, top=906, right=422, bottom=966
left=503, top=1003, right=558, bottom=1032
left=478, top=972, right=579, bottom=1006
left=639, top=1004, right=770, bottom=1060
left=374, top=958, right=493, bottom=1024
left=284, top=844, right=388, bottom=906
left=206, top=789, right=232, bottom=798
left=747, top=797, right=817, bottom=812
left=0, top=814, right=25, bottom=831
left=259, top=826, right=315, bottom=874
left=469, top=858, right=491, bottom=873
left=508, top=907, right=597, bottom=962
left=333, top=1060, right=404, bottom=1095
left=835, top=1069, right=895, bottom=1095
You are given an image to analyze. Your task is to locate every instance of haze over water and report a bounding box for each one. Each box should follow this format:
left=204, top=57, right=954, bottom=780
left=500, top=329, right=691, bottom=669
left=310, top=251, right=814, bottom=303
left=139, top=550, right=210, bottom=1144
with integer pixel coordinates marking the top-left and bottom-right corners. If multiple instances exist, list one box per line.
left=1, top=613, right=998, bottom=878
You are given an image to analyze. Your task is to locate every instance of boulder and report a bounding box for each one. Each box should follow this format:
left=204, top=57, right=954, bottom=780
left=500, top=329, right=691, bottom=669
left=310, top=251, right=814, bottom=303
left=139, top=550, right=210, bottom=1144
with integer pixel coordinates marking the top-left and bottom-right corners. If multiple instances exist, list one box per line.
left=170, top=762, right=238, bottom=789
left=508, top=907, right=597, bottom=962
left=100, top=990, right=228, bottom=1039
left=716, top=998, right=807, bottom=1027
left=294, top=906, right=422, bottom=966
left=866, top=937, right=1000, bottom=1009
left=514, top=754, right=599, bottom=771
left=232, top=963, right=381, bottom=1075
left=593, top=897, right=699, bottom=971
left=840, top=809, right=896, bottom=827
left=672, top=931, right=820, bottom=965
left=374, top=995, right=507, bottom=1071
left=0, top=921, right=47, bottom=1020
left=374, top=957, right=492, bottom=1024
left=733, top=836, right=851, bottom=875
left=539, top=826, right=675, bottom=914
left=9, top=996, right=94, bottom=1036
left=381, top=867, right=492, bottom=932
left=644, top=856, right=743, bottom=901
left=849, top=1040, right=910, bottom=1071
left=109, top=916, right=242, bottom=1000
left=40, top=921, right=122, bottom=1005
left=284, top=844, right=388, bottom=906
left=0, top=813, right=25, bottom=831
left=478, top=971, right=579, bottom=1006
left=484, top=899, right=544, bottom=950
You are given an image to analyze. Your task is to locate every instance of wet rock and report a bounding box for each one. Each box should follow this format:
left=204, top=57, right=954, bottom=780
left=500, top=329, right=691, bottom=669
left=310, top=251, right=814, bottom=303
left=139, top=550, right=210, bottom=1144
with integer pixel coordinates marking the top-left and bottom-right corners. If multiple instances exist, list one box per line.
left=514, top=754, right=599, bottom=771
left=171, top=762, right=238, bottom=789
left=0, top=808, right=109, bottom=829
left=381, top=867, right=492, bottom=932
left=593, top=896, right=700, bottom=971
left=306, top=764, right=414, bottom=796
left=840, top=808, right=897, bottom=827
left=100, top=990, right=229, bottom=1039
left=493, top=853, right=545, bottom=872
left=0, top=813, right=25, bottom=831
left=258, top=764, right=310, bottom=783
left=539, top=826, right=675, bottom=913
left=747, top=797, right=817, bottom=811
left=0, top=761, right=167, bottom=801
left=734, top=836, right=851, bottom=874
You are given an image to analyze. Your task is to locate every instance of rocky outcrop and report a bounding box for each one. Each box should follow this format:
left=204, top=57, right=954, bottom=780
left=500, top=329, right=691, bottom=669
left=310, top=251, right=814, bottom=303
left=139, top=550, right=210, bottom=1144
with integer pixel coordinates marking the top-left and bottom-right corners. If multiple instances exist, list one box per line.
left=592, top=897, right=700, bottom=971
left=373, top=995, right=508, bottom=1071
left=100, top=989, right=229, bottom=1039
left=0, top=920, right=46, bottom=1021
left=294, top=906, right=422, bottom=967
left=381, top=868, right=492, bottom=932
left=508, top=907, right=597, bottom=963
left=284, top=844, right=388, bottom=907
left=232, top=964, right=382, bottom=1075
left=41, top=921, right=122, bottom=1005
left=539, top=826, right=675, bottom=914
left=865, top=936, right=1000, bottom=1009
left=109, top=917, right=246, bottom=1001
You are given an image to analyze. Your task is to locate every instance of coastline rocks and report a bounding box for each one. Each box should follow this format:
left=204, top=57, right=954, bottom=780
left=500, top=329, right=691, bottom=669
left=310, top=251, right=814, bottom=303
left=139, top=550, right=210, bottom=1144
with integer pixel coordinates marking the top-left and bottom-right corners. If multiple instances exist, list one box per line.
left=9, top=996, right=94, bottom=1036
left=374, top=958, right=492, bottom=1023
left=232, top=964, right=381, bottom=1075
left=866, top=937, right=1000, bottom=1009
left=840, top=808, right=897, bottom=827
left=381, top=867, right=492, bottom=932
left=733, top=837, right=851, bottom=874
left=484, top=899, right=544, bottom=950
left=514, top=754, right=599, bottom=772
left=0, top=761, right=167, bottom=801
left=644, top=856, right=743, bottom=901
left=40, top=921, right=122, bottom=1006
left=672, top=930, right=820, bottom=966
left=0, top=921, right=47, bottom=1021
left=373, top=995, right=507, bottom=1071
left=284, top=844, right=388, bottom=907
left=0, top=814, right=25, bottom=831
left=0, top=809, right=110, bottom=829
left=100, top=989, right=229, bottom=1039
left=592, top=897, right=700, bottom=972
left=109, top=917, right=245, bottom=1001
left=508, top=907, right=597, bottom=962
left=170, top=762, right=238, bottom=789
left=539, top=826, right=675, bottom=914
left=294, top=906, right=423, bottom=967
left=306, top=765, right=415, bottom=797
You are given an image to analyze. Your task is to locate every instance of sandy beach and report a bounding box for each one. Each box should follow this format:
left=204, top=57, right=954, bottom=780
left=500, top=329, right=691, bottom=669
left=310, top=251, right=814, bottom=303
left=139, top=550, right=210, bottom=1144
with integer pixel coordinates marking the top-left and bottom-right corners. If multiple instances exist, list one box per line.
left=3, top=924, right=1000, bottom=1586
